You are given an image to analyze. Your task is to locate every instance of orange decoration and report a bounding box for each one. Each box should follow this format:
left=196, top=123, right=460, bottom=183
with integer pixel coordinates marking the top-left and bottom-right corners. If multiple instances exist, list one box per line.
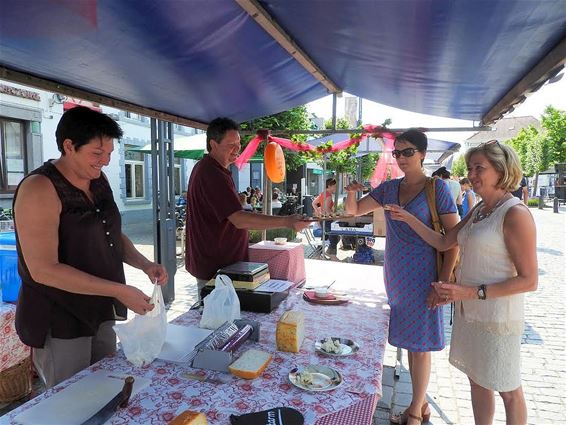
left=264, top=142, right=286, bottom=183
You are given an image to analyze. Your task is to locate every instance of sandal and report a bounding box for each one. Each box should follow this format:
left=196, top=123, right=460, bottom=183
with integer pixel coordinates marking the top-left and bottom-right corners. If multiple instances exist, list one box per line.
left=390, top=402, right=431, bottom=424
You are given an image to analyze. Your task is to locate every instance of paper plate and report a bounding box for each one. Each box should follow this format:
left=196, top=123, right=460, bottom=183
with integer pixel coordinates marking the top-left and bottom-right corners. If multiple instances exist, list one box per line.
left=289, top=365, right=343, bottom=392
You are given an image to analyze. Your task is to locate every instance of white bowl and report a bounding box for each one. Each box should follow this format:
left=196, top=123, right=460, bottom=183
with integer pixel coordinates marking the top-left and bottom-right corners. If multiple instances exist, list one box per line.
left=314, top=288, right=329, bottom=298
left=274, top=237, right=287, bottom=245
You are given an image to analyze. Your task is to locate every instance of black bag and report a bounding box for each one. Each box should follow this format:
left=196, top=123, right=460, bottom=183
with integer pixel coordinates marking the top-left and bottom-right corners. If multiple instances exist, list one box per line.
left=230, top=407, right=304, bottom=425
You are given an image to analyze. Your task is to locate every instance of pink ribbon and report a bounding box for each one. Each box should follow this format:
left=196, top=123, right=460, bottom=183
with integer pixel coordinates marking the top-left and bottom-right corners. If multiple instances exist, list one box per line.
left=234, top=126, right=402, bottom=171
left=369, top=133, right=404, bottom=188
left=234, top=135, right=263, bottom=169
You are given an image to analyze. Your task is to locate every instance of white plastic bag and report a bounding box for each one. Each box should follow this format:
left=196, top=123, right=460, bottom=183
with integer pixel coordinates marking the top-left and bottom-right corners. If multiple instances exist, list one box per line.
left=113, top=284, right=168, bottom=367
left=200, top=274, right=241, bottom=330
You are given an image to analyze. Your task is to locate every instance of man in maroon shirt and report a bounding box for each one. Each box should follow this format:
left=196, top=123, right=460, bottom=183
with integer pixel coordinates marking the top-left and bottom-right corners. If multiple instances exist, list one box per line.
left=185, top=117, right=310, bottom=298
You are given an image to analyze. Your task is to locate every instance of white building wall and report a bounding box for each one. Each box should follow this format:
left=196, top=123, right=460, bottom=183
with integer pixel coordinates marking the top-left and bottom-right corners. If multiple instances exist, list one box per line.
left=0, top=79, right=197, bottom=222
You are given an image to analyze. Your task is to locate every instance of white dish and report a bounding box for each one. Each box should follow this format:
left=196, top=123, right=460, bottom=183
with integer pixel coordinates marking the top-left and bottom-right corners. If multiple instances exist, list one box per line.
left=289, top=365, right=343, bottom=392
left=314, top=289, right=329, bottom=298
left=315, top=337, right=360, bottom=356
left=274, top=237, right=287, bottom=245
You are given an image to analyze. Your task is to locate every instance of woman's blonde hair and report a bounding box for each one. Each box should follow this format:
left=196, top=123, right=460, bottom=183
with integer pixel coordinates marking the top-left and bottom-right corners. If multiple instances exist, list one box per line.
left=464, top=141, right=523, bottom=191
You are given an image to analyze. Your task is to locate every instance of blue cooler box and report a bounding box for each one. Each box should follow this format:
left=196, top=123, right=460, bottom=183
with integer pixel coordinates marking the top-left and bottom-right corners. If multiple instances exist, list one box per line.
left=0, top=231, right=21, bottom=302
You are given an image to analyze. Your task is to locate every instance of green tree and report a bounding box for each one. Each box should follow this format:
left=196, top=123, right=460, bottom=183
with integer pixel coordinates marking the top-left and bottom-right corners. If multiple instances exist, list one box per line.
left=451, top=154, right=467, bottom=177
left=239, top=106, right=311, bottom=171
left=506, top=124, right=551, bottom=196
left=541, top=105, right=566, bottom=163
left=324, top=117, right=351, bottom=130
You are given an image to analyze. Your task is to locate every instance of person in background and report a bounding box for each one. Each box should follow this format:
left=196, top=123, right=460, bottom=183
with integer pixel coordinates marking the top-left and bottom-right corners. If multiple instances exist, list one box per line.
left=512, top=175, right=529, bottom=204
left=345, top=130, right=459, bottom=424
left=459, top=177, right=477, bottom=216
left=13, top=106, right=168, bottom=388
left=387, top=140, right=537, bottom=425
left=312, top=178, right=340, bottom=258
left=185, top=117, right=311, bottom=299
left=433, top=166, right=463, bottom=217
left=176, top=191, right=187, bottom=207
left=271, top=192, right=282, bottom=208
left=239, top=192, right=253, bottom=211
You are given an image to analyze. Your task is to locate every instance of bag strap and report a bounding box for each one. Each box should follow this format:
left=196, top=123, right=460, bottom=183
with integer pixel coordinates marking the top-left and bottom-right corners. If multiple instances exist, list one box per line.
left=424, top=178, right=442, bottom=233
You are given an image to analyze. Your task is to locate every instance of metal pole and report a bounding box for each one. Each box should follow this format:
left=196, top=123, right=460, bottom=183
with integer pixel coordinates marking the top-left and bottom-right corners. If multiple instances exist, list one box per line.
left=150, top=119, right=159, bottom=263
left=239, top=126, right=492, bottom=136
left=321, top=154, right=328, bottom=260
left=153, top=120, right=176, bottom=303
left=261, top=132, right=269, bottom=241
left=331, top=94, right=337, bottom=130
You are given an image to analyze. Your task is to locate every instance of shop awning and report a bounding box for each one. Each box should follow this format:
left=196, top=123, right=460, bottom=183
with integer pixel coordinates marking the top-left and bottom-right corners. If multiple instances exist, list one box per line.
left=1, top=0, right=564, bottom=126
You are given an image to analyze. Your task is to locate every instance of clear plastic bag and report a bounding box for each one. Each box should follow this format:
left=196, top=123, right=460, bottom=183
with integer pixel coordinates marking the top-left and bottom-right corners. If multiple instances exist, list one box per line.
left=113, top=284, right=168, bottom=367
left=200, top=275, right=241, bottom=330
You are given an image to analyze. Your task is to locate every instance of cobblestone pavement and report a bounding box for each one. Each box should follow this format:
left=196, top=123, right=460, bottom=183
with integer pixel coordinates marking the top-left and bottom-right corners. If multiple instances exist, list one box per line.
left=378, top=207, right=566, bottom=425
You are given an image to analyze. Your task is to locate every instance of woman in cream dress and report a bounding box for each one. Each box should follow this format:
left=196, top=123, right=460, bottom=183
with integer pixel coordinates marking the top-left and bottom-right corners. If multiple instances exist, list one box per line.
left=387, top=141, right=537, bottom=425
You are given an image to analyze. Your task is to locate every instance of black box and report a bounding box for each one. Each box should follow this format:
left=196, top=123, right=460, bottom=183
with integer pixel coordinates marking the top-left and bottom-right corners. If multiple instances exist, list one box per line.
left=200, top=286, right=289, bottom=313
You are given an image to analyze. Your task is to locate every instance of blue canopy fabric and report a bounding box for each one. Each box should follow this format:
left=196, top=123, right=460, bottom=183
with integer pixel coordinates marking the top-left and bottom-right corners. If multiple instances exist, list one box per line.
left=0, top=0, right=564, bottom=124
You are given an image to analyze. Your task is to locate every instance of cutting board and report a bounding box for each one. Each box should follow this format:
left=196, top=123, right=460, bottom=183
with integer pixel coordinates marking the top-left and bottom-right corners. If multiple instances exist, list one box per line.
left=13, top=370, right=151, bottom=425
left=157, top=324, right=212, bottom=362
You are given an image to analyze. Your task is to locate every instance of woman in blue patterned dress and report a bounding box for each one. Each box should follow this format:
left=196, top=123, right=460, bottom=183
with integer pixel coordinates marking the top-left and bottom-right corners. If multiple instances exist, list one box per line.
left=345, top=130, right=459, bottom=424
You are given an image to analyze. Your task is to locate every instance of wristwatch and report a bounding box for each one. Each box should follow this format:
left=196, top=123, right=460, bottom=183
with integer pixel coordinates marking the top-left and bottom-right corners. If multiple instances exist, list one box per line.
left=477, top=284, right=487, bottom=300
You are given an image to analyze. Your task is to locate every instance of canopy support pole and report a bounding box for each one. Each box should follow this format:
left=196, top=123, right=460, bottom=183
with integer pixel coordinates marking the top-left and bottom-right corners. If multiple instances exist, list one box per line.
left=151, top=119, right=177, bottom=303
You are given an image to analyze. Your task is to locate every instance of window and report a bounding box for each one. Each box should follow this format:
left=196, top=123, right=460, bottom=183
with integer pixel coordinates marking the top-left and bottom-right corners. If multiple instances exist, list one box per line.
left=124, top=111, right=146, bottom=122
left=124, top=148, right=145, bottom=199
left=0, top=119, right=26, bottom=192
left=173, top=157, right=181, bottom=196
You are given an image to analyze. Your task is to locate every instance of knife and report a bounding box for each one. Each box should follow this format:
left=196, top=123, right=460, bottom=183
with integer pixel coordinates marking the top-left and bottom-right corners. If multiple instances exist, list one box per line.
left=81, top=376, right=135, bottom=425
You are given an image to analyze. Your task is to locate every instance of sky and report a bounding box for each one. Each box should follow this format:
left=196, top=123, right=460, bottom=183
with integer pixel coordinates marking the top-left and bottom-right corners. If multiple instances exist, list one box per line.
left=306, top=75, right=566, bottom=145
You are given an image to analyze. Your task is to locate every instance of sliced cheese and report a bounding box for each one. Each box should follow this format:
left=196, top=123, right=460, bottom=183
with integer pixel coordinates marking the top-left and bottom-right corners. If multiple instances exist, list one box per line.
left=228, top=349, right=272, bottom=379
left=168, top=410, right=208, bottom=425
left=276, top=310, right=305, bottom=353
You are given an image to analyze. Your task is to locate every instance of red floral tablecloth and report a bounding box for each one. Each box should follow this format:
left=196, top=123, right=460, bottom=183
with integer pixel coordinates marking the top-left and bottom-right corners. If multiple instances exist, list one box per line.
left=249, top=241, right=306, bottom=285
left=3, top=261, right=389, bottom=425
left=0, top=302, right=30, bottom=372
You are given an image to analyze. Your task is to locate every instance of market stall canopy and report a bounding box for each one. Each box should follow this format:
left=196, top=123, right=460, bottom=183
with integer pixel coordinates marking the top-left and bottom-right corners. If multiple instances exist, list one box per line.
left=134, top=133, right=207, bottom=160
left=133, top=132, right=264, bottom=161
left=1, top=0, right=564, bottom=126
left=308, top=133, right=460, bottom=165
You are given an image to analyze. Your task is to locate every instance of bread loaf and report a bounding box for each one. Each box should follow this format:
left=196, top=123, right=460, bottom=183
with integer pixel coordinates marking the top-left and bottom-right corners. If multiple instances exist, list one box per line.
left=228, top=349, right=272, bottom=379
left=168, top=410, right=208, bottom=425
left=276, top=310, right=305, bottom=353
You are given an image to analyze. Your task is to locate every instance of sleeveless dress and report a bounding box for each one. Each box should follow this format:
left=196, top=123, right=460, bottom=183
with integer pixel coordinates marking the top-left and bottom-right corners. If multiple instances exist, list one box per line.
left=370, top=178, right=456, bottom=351
left=450, top=197, right=524, bottom=391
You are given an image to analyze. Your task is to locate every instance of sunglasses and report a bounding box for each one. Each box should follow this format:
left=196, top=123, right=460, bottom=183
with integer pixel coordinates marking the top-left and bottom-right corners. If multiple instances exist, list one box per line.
left=480, top=139, right=508, bottom=160
left=392, top=148, right=418, bottom=158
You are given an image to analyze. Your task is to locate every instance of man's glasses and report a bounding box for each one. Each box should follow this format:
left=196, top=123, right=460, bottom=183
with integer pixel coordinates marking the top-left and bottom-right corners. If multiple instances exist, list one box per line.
left=392, top=148, right=418, bottom=158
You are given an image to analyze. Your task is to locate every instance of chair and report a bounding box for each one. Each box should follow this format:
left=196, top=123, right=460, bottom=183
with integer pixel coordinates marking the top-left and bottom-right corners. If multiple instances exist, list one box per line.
left=301, top=224, right=324, bottom=259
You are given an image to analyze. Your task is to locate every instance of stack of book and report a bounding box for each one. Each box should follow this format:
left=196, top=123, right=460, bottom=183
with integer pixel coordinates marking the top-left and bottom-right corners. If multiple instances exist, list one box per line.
left=207, top=261, right=270, bottom=290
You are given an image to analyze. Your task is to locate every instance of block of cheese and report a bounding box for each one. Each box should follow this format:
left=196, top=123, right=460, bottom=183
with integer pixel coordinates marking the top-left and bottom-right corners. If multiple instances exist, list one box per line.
left=228, top=349, right=272, bottom=379
left=276, top=310, right=305, bottom=353
left=168, top=410, right=208, bottom=425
